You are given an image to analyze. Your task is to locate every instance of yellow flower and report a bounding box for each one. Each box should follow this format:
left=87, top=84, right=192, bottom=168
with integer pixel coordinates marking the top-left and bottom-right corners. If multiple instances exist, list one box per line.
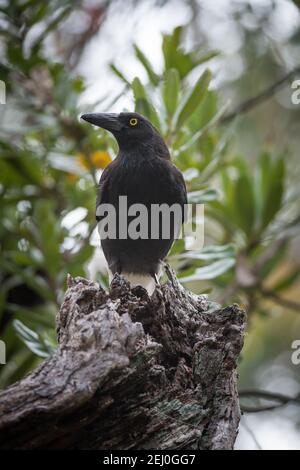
left=78, top=151, right=112, bottom=170
left=67, top=173, right=79, bottom=182
left=91, top=150, right=112, bottom=168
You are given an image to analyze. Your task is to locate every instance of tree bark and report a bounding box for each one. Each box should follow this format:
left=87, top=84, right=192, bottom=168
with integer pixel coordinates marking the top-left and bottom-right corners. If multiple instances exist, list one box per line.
left=0, top=269, right=246, bottom=450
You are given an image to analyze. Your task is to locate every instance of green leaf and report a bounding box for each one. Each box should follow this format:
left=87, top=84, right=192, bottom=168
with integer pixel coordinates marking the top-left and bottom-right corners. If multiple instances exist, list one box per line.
left=174, top=98, right=228, bottom=156
left=7, top=303, right=56, bottom=329
left=221, top=169, right=234, bottom=203
left=67, top=244, right=95, bottom=277
left=260, top=157, right=285, bottom=231
left=193, top=50, right=219, bottom=67
left=188, top=90, right=218, bottom=130
left=132, top=77, right=160, bottom=129
left=272, top=268, right=300, bottom=292
left=0, top=158, right=26, bottom=186
left=260, top=243, right=287, bottom=279
left=13, top=320, right=55, bottom=358
left=47, top=152, right=85, bottom=176
left=188, top=189, right=219, bottom=203
left=134, top=45, right=159, bottom=85
left=1, top=259, right=56, bottom=302
left=233, top=175, right=255, bottom=237
left=109, top=64, right=131, bottom=86
left=33, top=201, right=62, bottom=278
left=0, top=348, right=38, bottom=390
left=162, top=68, right=180, bottom=119
left=178, top=244, right=236, bottom=261
left=162, top=26, right=183, bottom=70
left=180, top=258, right=235, bottom=282
left=183, top=168, right=199, bottom=182
left=132, top=76, right=147, bottom=101
left=161, top=27, right=217, bottom=79
left=175, top=69, right=211, bottom=128
left=168, top=239, right=185, bottom=256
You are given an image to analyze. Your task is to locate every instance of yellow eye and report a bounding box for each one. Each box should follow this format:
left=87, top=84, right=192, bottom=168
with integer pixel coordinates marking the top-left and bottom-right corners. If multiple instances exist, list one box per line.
left=129, top=118, right=138, bottom=126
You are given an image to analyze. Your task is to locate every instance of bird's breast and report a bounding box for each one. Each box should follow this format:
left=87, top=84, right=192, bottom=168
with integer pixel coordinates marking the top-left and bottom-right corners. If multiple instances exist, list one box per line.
left=109, top=156, right=179, bottom=206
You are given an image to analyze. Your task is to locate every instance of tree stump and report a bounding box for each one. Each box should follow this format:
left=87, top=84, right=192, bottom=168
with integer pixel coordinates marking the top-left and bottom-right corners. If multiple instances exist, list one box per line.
left=0, top=269, right=246, bottom=450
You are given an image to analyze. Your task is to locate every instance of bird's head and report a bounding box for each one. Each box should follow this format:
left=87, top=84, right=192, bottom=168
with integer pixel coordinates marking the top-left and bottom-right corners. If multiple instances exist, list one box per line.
left=81, top=112, right=168, bottom=156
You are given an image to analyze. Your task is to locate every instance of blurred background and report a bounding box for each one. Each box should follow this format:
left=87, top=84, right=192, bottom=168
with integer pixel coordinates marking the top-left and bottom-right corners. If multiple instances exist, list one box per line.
left=0, top=0, right=300, bottom=450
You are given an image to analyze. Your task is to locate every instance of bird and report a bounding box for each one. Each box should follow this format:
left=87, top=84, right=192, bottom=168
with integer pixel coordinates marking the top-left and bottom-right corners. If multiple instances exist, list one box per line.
left=81, top=112, right=187, bottom=294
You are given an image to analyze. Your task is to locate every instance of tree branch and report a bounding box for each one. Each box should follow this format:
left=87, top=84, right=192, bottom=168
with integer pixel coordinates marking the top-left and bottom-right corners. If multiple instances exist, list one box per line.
left=261, top=288, right=300, bottom=313
left=220, top=66, right=300, bottom=124
left=240, top=390, right=300, bottom=413
left=0, top=271, right=246, bottom=450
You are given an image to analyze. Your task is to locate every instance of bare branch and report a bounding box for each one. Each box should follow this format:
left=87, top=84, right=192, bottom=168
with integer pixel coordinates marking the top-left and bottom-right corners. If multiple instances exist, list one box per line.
left=261, top=288, right=300, bottom=313
left=220, top=66, right=300, bottom=124
left=0, top=272, right=246, bottom=450
left=240, top=390, right=300, bottom=413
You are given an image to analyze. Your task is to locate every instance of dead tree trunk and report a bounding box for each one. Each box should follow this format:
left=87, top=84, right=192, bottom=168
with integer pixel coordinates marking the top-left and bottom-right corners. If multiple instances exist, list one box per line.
left=0, top=270, right=246, bottom=450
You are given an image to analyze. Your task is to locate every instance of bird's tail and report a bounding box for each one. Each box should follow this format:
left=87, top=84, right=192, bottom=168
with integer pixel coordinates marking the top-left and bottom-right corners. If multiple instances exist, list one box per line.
left=108, top=271, right=156, bottom=295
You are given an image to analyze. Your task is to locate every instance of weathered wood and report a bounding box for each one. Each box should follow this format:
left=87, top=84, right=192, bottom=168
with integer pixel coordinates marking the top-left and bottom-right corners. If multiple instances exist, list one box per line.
left=0, top=269, right=246, bottom=450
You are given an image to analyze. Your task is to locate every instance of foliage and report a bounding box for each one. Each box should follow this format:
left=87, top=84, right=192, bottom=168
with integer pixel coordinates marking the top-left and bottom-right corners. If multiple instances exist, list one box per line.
left=0, top=5, right=299, bottom=388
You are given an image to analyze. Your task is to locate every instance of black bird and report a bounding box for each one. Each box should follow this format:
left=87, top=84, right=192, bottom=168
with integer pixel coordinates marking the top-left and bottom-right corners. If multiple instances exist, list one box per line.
left=81, top=112, right=187, bottom=294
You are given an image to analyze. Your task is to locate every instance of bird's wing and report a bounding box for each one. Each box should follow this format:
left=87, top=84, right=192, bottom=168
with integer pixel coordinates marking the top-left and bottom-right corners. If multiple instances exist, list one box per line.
left=95, top=165, right=112, bottom=222
left=170, top=162, right=188, bottom=224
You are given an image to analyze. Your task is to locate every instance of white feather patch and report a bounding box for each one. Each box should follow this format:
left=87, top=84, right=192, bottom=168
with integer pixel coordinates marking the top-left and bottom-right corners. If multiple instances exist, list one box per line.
left=108, top=270, right=156, bottom=295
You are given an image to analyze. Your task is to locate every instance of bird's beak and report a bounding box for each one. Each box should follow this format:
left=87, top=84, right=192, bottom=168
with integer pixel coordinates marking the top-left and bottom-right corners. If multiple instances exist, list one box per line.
left=80, top=113, right=122, bottom=132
